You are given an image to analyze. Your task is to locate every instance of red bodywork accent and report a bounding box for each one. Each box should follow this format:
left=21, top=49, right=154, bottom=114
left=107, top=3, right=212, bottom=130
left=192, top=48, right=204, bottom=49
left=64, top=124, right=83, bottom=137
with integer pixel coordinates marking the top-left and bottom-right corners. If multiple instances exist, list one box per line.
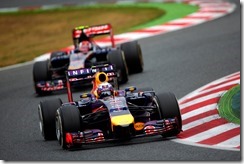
left=73, top=30, right=82, bottom=39
left=66, top=133, right=73, bottom=144
left=66, top=80, right=73, bottom=102
left=92, top=106, right=106, bottom=113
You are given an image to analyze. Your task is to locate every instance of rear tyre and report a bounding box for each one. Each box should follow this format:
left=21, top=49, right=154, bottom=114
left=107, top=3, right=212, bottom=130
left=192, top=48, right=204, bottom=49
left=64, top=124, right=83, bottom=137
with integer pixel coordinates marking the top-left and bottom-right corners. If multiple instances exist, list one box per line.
left=33, top=60, right=52, bottom=95
left=120, top=41, right=143, bottom=74
left=38, top=98, right=62, bottom=140
left=107, top=50, right=128, bottom=84
left=56, top=105, right=82, bottom=149
left=155, top=92, right=182, bottom=137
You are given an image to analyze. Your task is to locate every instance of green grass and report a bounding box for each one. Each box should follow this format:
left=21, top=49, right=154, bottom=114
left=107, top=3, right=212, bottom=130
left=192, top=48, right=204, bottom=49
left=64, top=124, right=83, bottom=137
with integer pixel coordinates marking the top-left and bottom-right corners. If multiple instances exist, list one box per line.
left=123, top=3, right=199, bottom=30
left=0, top=2, right=199, bottom=67
left=218, top=84, right=240, bottom=124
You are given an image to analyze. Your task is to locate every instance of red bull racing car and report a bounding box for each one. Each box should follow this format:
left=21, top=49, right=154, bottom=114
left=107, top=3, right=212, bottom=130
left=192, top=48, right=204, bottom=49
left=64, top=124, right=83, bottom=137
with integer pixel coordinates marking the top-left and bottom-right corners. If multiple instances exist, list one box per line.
left=33, top=23, right=144, bottom=95
left=38, top=64, right=182, bottom=150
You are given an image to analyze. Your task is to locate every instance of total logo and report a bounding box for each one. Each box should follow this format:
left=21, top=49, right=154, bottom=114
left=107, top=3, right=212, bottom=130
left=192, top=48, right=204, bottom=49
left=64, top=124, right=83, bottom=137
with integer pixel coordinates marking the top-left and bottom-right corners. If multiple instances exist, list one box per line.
left=134, top=122, right=144, bottom=131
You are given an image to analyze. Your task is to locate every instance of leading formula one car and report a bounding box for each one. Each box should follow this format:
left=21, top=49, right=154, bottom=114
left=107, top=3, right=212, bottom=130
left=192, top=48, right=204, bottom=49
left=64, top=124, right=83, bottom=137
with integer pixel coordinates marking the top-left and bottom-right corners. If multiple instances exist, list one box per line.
left=38, top=64, right=182, bottom=150
left=33, top=23, right=144, bottom=95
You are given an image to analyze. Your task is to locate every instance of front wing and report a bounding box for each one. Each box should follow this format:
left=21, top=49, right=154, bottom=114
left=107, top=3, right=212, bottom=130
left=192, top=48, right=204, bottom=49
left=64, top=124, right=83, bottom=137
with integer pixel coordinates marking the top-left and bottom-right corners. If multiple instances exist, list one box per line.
left=35, top=77, right=93, bottom=92
left=35, top=79, right=66, bottom=92
left=65, top=118, right=179, bottom=148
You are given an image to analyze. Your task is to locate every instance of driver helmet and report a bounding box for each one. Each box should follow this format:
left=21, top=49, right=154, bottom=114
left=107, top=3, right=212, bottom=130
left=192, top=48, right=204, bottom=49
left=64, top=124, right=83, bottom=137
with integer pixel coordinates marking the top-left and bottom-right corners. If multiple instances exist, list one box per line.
left=96, top=82, right=114, bottom=99
left=79, top=41, right=92, bottom=53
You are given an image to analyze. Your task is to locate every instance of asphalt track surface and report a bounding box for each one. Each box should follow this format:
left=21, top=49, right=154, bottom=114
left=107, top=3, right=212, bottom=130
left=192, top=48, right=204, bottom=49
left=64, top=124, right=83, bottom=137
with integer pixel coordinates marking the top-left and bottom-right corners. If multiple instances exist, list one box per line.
left=0, top=0, right=241, bottom=161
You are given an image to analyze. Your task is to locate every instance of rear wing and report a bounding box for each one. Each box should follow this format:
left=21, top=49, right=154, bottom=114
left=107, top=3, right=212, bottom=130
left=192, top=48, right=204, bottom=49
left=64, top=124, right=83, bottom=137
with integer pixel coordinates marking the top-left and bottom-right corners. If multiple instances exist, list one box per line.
left=72, top=23, right=115, bottom=47
left=65, top=64, right=118, bottom=102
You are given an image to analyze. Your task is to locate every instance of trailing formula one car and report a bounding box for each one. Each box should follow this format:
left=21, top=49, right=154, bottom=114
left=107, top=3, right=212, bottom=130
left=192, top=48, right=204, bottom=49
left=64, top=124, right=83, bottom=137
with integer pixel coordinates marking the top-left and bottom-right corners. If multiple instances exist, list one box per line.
left=33, top=23, right=144, bottom=95
left=38, top=64, right=182, bottom=150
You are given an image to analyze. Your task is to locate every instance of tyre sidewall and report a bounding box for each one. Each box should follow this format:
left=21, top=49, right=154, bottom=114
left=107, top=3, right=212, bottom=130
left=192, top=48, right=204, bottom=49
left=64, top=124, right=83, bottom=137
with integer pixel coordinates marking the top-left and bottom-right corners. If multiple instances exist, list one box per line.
left=56, top=105, right=82, bottom=149
left=155, top=92, right=182, bottom=136
left=107, top=50, right=128, bottom=84
left=38, top=98, right=62, bottom=140
left=120, top=41, right=143, bottom=74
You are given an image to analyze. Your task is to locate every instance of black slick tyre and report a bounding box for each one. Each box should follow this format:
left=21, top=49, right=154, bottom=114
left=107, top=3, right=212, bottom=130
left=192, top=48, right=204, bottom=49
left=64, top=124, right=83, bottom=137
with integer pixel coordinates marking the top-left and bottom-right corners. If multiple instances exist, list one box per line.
left=33, top=60, right=51, bottom=95
left=107, top=50, right=128, bottom=84
left=38, top=98, right=62, bottom=140
left=155, top=92, right=182, bottom=137
left=120, top=41, right=143, bottom=74
left=56, top=105, right=81, bottom=149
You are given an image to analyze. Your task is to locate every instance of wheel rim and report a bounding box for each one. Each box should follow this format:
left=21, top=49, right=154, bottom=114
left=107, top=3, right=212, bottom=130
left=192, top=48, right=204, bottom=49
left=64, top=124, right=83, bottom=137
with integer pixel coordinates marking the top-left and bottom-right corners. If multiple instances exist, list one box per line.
left=117, top=69, right=122, bottom=81
left=121, top=52, right=129, bottom=76
left=138, top=46, right=144, bottom=69
left=152, top=97, right=162, bottom=120
left=38, top=104, right=45, bottom=137
left=55, top=115, right=61, bottom=142
left=55, top=110, right=63, bottom=146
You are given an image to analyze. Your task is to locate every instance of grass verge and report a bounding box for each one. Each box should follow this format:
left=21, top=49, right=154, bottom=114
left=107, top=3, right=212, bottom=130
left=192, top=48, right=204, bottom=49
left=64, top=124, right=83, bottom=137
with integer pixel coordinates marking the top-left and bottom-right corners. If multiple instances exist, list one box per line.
left=218, top=84, right=240, bottom=125
left=0, top=3, right=198, bottom=67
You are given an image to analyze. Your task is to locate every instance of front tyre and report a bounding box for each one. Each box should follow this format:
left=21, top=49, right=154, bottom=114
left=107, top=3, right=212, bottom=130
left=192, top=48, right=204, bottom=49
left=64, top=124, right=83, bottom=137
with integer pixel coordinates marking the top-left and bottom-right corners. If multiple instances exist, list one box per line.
left=56, top=105, right=82, bottom=149
left=33, top=60, right=52, bottom=96
left=155, top=92, right=182, bottom=137
left=38, top=98, right=62, bottom=140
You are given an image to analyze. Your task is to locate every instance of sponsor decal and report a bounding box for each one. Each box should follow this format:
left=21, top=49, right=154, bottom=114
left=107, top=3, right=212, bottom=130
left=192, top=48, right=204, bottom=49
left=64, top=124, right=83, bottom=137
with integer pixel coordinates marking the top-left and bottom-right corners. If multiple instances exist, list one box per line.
left=81, top=94, right=88, bottom=98
left=83, top=24, right=111, bottom=36
left=84, top=24, right=110, bottom=33
left=134, top=122, right=144, bottom=131
left=67, top=68, right=90, bottom=76
left=73, top=29, right=82, bottom=38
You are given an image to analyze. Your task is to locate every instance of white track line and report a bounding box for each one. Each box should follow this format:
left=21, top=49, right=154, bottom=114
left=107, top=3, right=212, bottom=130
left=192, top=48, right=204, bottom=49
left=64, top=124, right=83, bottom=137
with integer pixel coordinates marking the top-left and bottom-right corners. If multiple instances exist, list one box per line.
left=176, top=71, right=240, bottom=151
